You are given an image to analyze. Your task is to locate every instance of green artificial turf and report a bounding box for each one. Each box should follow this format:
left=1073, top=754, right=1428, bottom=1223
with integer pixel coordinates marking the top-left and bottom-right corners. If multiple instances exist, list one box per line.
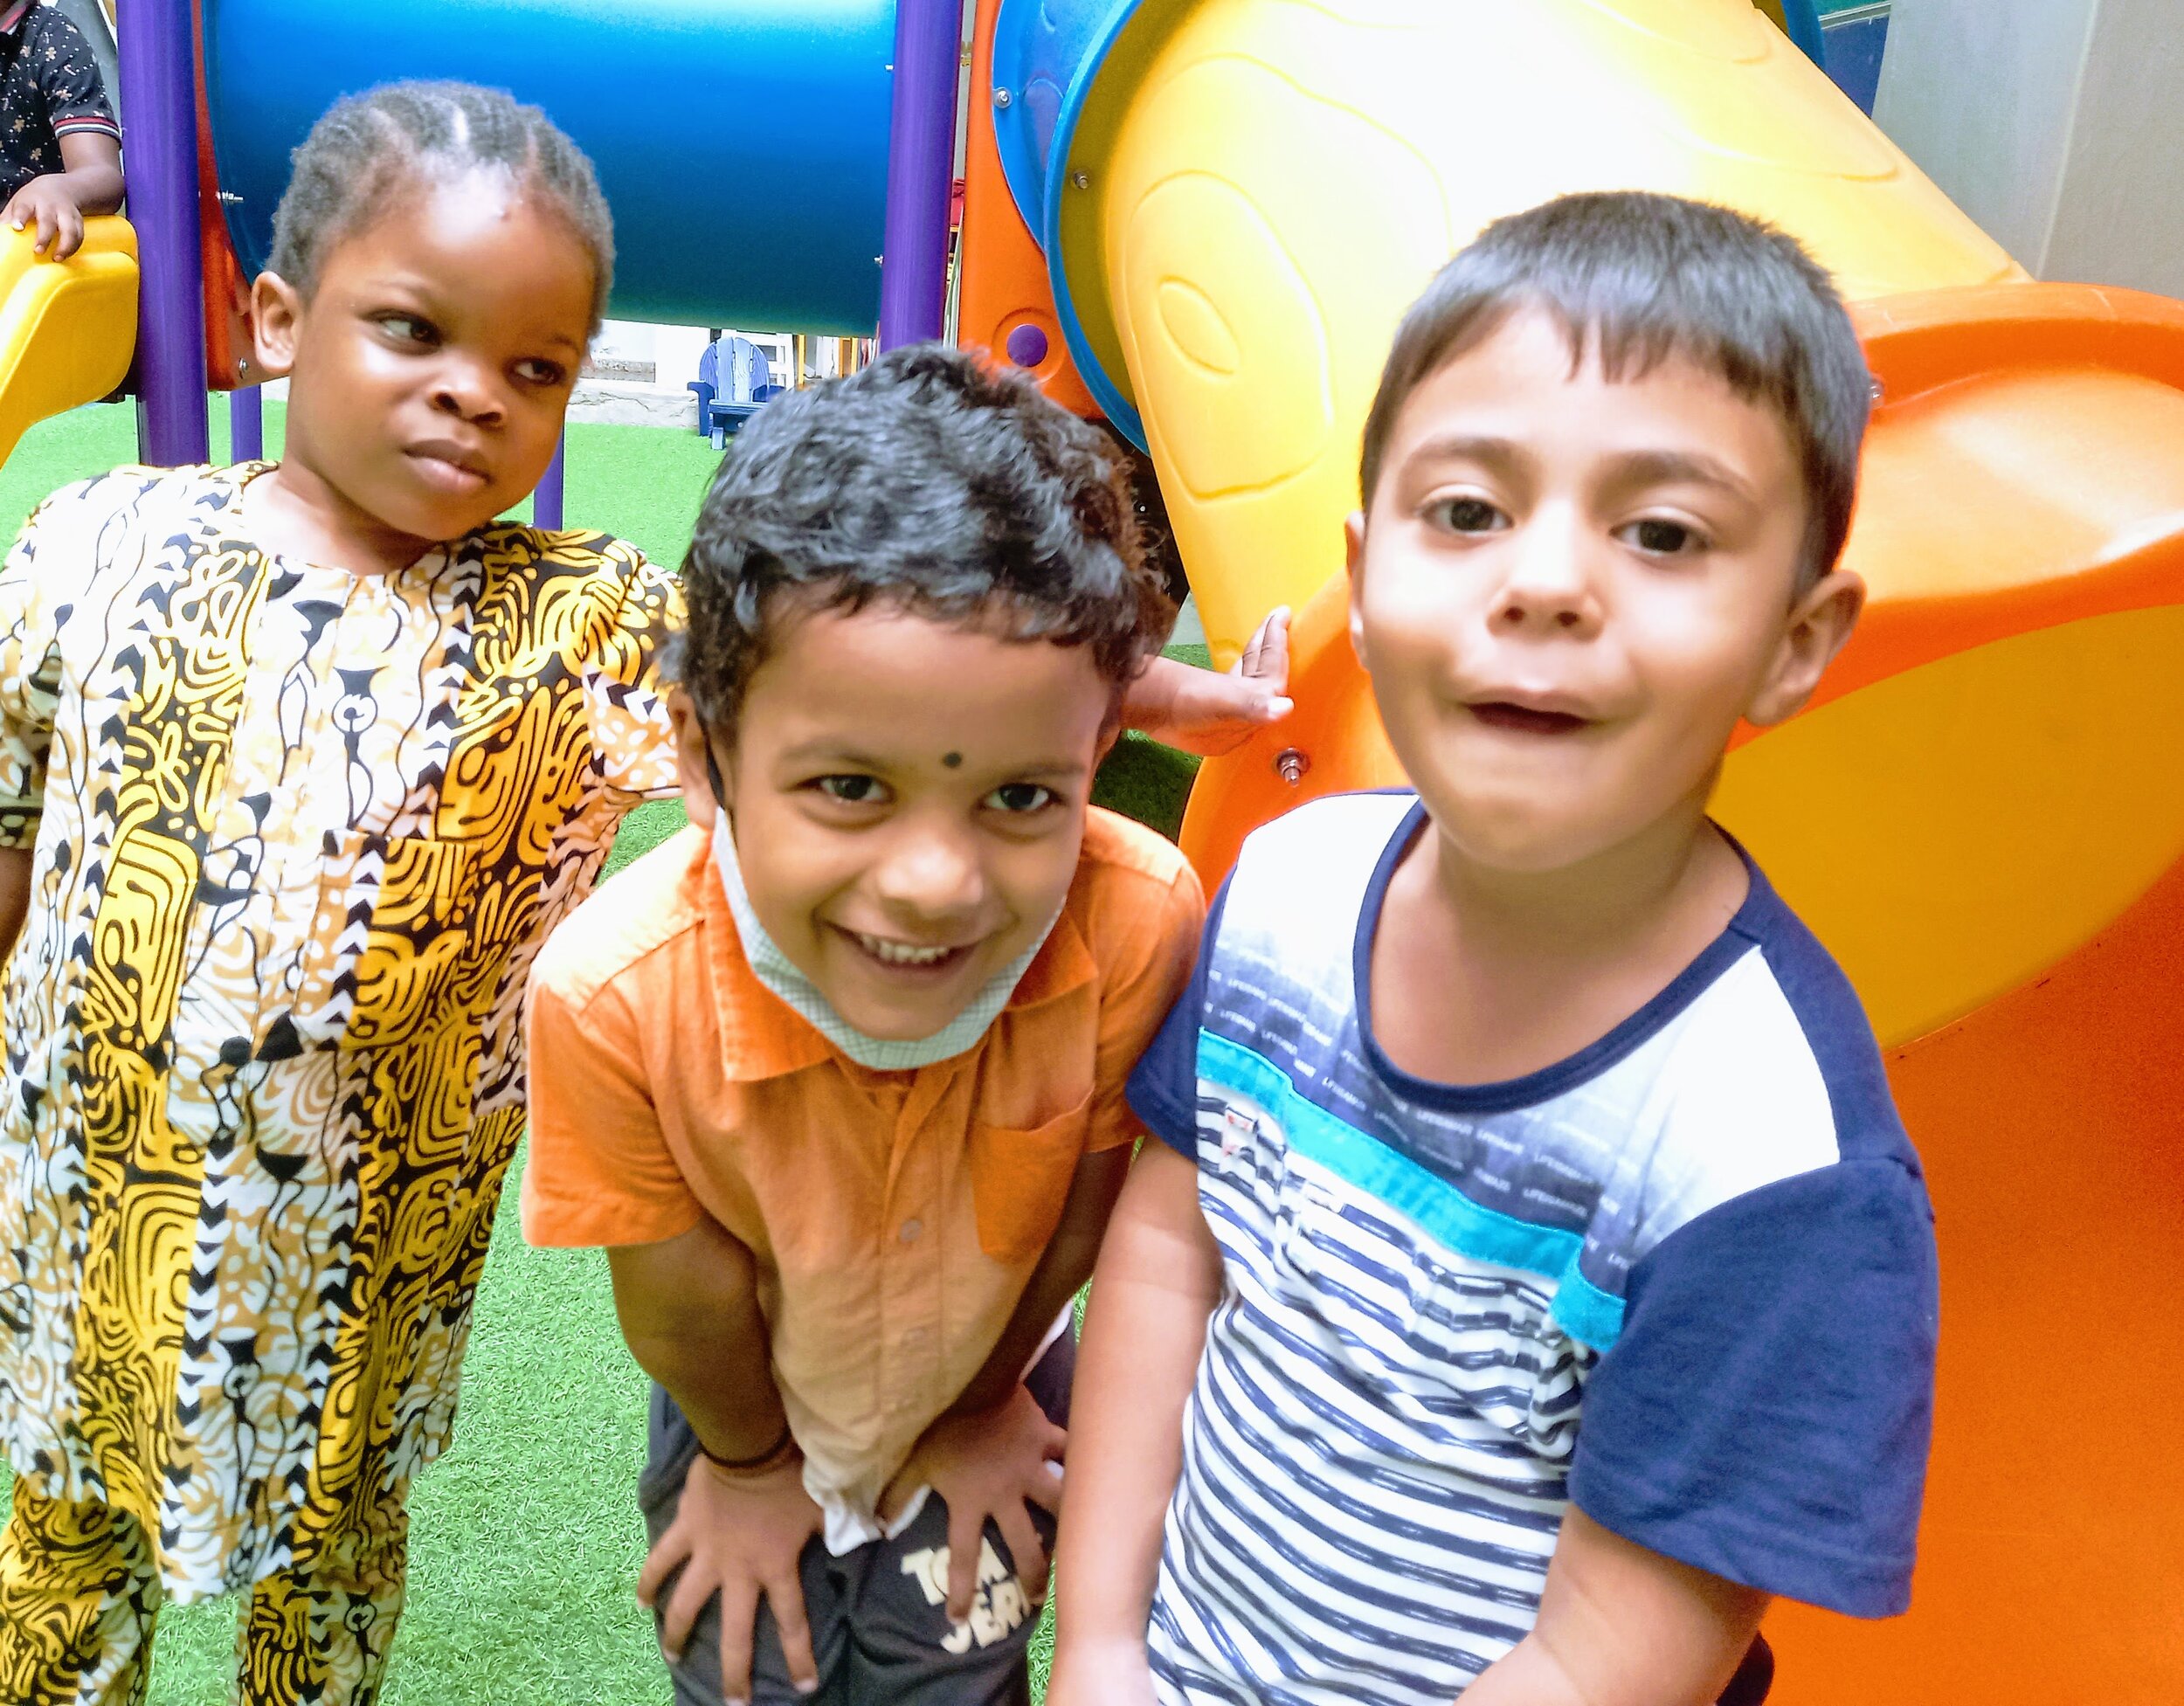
left=0, top=405, right=1205, bottom=1703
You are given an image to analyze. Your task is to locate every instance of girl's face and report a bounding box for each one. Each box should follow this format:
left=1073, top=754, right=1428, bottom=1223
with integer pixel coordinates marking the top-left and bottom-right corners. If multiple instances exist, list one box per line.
left=252, top=166, right=595, bottom=551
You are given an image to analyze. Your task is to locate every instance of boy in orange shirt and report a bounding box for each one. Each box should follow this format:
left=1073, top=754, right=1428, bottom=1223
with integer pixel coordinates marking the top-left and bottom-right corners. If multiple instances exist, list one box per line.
left=522, top=346, right=1208, bottom=1706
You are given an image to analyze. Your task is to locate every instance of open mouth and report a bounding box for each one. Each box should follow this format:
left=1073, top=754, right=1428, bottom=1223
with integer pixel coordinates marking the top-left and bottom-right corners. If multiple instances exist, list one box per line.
left=1467, top=701, right=1592, bottom=736
left=842, top=929, right=977, bottom=976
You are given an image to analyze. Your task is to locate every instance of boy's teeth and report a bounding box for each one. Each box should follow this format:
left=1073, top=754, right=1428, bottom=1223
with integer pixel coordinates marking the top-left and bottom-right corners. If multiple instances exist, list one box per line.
left=859, top=934, right=955, bottom=966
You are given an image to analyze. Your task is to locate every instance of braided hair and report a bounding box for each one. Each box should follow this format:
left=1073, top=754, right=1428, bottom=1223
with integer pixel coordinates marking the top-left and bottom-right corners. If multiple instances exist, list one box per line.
left=267, top=80, right=616, bottom=331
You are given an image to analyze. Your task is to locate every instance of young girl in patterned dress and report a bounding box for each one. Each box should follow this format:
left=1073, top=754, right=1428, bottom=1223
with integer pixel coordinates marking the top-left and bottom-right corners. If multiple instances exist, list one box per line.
left=0, top=77, right=1288, bottom=1706
left=0, top=83, right=679, bottom=1704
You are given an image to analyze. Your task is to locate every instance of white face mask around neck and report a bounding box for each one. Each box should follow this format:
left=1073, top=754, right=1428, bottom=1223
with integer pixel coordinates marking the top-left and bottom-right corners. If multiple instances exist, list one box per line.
left=708, top=805, right=1054, bottom=1071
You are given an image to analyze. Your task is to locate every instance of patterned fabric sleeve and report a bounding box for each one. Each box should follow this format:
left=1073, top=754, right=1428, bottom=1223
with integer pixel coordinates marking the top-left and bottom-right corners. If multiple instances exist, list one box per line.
left=0, top=484, right=85, bottom=847
left=584, top=543, right=684, bottom=807
left=36, top=12, right=118, bottom=143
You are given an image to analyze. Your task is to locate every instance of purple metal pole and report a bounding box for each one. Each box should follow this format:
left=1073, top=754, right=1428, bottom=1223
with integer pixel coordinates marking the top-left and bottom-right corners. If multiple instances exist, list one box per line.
left=115, top=0, right=210, bottom=465
left=228, top=387, right=264, bottom=462
left=876, top=0, right=964, bottom=349
left=534, top=432, right=566, bottom=530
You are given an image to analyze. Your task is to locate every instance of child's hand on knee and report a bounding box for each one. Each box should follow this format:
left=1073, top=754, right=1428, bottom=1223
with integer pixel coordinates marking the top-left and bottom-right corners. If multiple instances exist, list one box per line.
left=882, top=1383, right=1066, bottom=1622
left=1123, top=605, right=1294, bottom=756
left=639, top=1448, right=825, bottom=1703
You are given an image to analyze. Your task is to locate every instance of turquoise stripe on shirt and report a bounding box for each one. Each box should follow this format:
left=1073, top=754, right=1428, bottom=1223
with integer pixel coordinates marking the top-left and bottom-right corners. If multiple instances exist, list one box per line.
left=1197, top=1029, right=1627, bottom=1350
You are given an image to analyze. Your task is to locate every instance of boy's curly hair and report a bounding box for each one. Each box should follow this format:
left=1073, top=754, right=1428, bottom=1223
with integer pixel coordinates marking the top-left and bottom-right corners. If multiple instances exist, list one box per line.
left=673, top=344, right=1174, bottom=742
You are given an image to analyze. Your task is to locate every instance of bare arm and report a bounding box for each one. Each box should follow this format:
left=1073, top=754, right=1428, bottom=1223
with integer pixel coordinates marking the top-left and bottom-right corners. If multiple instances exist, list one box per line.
left=1120, top=607, right=1291, bottom=757
left=2, top=134, right=122, bottom=260
left=0, top=846, right=29, bottom=962
left=607, top=1213, right=785, bottom=1462
left=56, top=133, right=123, bottom=217
left=1047, top=1140, right=1223, bottom=1704
left=1462, top=1508, right=1769, bottom=1706
left=608, top=1218, right=823, bottom=1696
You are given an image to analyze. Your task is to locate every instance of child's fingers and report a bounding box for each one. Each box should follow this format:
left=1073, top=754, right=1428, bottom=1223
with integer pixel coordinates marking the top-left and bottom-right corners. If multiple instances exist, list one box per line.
left=997, top=1499, right=1049, bottom=1606
left=1259, top=606, right=1293, bottom=685
left=637, top=1523, right=695, bottom=1608
left=1234, top=606, right=1293, bottom=682
left=697, top=1574, right=758, bottom=1700
left=655, top=1555, right=725, bottom=1660
left=1021, top=1461, right=1064, bottom=1517
left=764, top=1570, right=821, bottom=1695
left=944, top=1498, right=984, bottom=1620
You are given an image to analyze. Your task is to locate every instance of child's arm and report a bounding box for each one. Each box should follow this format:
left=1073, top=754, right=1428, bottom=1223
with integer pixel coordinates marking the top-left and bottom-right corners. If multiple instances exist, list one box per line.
left=1046, top=1140, right=1223, bottom=1706
left=3, top=133, right=122, bottom=262
left=1461, top=1509, right=1768, bottom=1706
left=881, top=1141, right=1133, bottom=1621
left=607, top=1219, right=825, bottom=1699
left=1122, top=605, right=1291, bottom=756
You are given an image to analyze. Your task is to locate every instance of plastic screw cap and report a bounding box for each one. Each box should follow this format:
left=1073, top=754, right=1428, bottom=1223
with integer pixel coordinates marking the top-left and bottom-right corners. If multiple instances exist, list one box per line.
left=1006, top=324, right=1050, bottom=368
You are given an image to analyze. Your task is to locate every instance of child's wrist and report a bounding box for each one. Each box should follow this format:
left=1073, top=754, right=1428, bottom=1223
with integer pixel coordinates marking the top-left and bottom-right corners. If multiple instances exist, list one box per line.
left=696, top=1419, right=798, bottom=1481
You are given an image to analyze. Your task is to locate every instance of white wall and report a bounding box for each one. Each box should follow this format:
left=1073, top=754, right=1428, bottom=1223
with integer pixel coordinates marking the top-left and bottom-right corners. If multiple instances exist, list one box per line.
left=1876, top=0, right=2184, bottom=294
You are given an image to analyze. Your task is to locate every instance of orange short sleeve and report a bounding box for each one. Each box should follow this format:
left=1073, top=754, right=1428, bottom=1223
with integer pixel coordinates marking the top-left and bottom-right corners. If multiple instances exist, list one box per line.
left=1088, top=859, right=1206, bottom=1153
left=522, top=972, right=704, bottom=1248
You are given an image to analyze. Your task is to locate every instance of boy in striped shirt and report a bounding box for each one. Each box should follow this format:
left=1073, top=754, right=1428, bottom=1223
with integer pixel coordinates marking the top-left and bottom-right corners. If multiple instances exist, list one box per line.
left=1050, top=193, right=1939, bottom=1706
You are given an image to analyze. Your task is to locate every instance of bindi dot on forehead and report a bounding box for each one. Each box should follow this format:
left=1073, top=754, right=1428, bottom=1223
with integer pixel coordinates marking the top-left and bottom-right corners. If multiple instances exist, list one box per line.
left=942, top=751, right=964, bottom=769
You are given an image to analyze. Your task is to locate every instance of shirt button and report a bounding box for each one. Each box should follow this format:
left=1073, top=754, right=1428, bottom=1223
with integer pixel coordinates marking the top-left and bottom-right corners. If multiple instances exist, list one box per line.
left=898, top=1218, right=923, bottom=1244
left=218, top=1036, right=252, bottom=1068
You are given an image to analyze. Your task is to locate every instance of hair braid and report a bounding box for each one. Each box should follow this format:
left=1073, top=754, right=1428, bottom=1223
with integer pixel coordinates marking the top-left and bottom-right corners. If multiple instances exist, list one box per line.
left=267, top=80, right=616, bottom=330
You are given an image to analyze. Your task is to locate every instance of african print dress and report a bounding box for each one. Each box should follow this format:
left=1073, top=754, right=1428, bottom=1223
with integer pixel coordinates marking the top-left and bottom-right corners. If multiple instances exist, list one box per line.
left=0, top=464, right=681, bottom=1599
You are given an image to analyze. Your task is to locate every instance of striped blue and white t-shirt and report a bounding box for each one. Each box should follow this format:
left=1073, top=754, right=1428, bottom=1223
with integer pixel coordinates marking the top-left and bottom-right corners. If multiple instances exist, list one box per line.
left=1127, top=792, right=1939, bottom=1705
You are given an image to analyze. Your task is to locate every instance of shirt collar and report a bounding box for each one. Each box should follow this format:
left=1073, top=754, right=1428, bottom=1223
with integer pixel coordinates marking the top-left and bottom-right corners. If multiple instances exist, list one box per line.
left=0, top=4, right=31, bottom=38
left=685, top=822, right=1098, bottom=1084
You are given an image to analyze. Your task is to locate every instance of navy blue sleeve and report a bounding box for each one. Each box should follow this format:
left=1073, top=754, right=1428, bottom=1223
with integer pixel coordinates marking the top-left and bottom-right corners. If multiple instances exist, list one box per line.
left=1124, top=876, right=1227, bottom=1157
left=1568, top=1158, right=1939, bottom=1618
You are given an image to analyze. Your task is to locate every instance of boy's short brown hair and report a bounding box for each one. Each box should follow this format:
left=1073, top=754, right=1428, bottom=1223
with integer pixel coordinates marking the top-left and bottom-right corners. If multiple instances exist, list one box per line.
left=1358, top=191, right=1872, bottom=588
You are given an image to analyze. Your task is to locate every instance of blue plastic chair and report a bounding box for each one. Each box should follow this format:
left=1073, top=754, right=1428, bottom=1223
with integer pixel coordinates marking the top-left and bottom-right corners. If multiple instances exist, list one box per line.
left=688, top=335, right=780, bottom=447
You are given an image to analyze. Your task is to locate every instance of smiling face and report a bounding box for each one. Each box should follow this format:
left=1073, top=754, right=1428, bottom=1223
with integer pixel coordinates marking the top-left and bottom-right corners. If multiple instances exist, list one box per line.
left=674, top=601, right=1116, bottom=1041
left=1350, top=307, right=1863, bottom=875
left=252, top=166, right=595, bottom=560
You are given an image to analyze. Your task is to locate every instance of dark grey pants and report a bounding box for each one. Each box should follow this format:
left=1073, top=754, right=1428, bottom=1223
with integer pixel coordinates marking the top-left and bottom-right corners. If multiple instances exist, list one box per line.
left=640, top=1335, right=1073, bottom=1705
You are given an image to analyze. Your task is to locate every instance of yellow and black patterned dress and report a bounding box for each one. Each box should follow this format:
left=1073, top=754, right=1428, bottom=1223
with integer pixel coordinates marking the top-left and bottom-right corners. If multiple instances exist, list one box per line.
left=0, top=465, right=680, bottom=1680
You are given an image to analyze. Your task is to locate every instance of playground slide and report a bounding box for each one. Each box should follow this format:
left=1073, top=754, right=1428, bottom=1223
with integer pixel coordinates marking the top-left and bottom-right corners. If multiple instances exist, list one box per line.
left=0, top=218, right=138, bottom=468
left=1013, top=1, right=2184, bottom=1701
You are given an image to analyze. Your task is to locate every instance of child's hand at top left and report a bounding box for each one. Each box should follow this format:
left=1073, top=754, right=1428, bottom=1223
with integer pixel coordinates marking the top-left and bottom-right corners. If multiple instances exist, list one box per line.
left=881, top=1383, right=1066, bottom=1622
left=3, top=177, right=87, bottom=261
left=1122, top=605, right=1292, bottom=757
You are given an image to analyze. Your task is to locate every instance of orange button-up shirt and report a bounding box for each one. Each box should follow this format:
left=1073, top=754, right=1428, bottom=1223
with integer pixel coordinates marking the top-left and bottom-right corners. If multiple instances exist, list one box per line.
left=522, top=812, right=1202, bottom=1541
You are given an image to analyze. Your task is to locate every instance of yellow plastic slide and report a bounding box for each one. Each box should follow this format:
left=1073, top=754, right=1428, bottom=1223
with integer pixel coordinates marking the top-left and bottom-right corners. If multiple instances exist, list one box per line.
left=1047, top=2, right=2184, bottom=1700
left=0, top=216, right=138, bottom=467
